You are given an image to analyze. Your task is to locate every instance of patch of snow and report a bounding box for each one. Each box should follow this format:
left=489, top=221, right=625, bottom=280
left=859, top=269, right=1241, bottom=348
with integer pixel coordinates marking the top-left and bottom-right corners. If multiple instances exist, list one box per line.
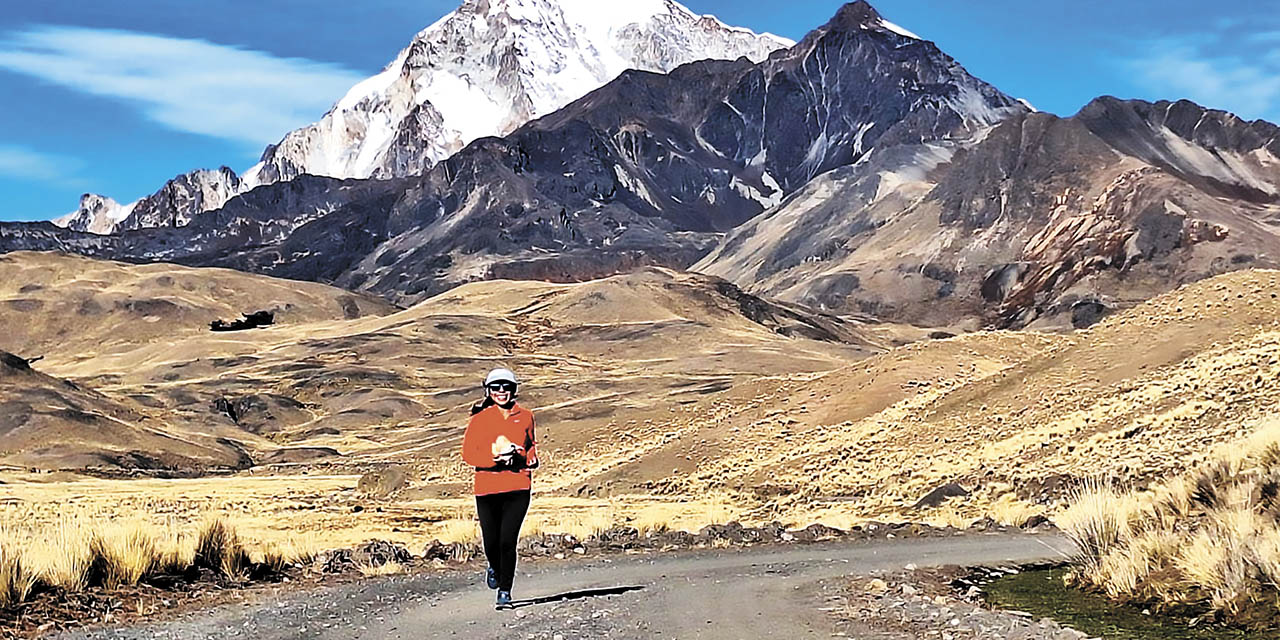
left=873, top=144, right=955, bottom=203
left=1157, top=127, right=1277, bottom=195
left=852, top=121, right=876, bottom=156
left=878, top=19, right=921, bottom=40
left=948, top=85, right=1019, bottom=130
left=730, top=174, right=783, bottom=209
left=614, top=164, right=660, bottom=207
left=335, top=51, right=408, bottom=112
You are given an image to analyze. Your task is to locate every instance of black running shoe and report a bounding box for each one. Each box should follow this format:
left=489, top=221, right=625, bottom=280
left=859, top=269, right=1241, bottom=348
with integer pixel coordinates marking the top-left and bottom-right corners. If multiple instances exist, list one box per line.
left=486, top=566, right=498, bottom=589
left=495, top=590, right=512, bottom=609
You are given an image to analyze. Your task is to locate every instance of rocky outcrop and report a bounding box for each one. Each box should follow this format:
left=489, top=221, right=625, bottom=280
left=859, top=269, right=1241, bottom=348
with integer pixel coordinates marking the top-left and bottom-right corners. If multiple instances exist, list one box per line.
left=53, top=194, right=136, bottom=235
left=117, top=166, right=243, bottom=231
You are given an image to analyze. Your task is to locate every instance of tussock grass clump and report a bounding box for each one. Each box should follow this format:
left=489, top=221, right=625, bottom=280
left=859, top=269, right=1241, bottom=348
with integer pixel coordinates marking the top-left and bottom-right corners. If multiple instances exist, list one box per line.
left=194, top=519, right=251, bottom=580
left=255, top=536, right=317, bottom=575
left=358, top=560, right=403, bottom=577
left=27, top=520, right=93, bottom=591
left=0, top=516, right=312, bottom=611
left=0, top=534, right=38, bottom=609
left=1063, top=420, right=1280, bottom=627
left=88, top=522, right=159, bottom=589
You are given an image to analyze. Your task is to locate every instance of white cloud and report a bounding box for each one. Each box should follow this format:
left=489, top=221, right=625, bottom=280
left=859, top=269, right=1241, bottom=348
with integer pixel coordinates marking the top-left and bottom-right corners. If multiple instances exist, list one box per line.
left=0, top=25, right=366, bottom=146
left=0, top=144, right=83, bottom=184
left=1126, top=36, right=1280, bottom=123
left=1247, top=30, right=1280, bottom=44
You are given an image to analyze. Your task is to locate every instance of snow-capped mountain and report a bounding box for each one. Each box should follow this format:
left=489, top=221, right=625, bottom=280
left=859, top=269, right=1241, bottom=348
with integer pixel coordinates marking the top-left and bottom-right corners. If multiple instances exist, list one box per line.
left=51, top=0, right=789, bottom=235
left=54, top=194, right=136, bottom=235
left=55, top=168, right=241, bottom=235
left=244, top=0, right=791, bottom=185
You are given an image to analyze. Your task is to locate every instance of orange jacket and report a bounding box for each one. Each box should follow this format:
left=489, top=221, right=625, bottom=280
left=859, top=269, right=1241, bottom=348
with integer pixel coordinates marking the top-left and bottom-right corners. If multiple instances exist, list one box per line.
left=461, top=402, right=539, bottom=496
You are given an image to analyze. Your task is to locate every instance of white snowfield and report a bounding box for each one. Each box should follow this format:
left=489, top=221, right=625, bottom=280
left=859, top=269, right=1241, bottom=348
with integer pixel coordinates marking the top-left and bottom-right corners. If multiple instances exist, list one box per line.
left=56, top=0, right=791, bottom=235
left=246, top=0, right=791, bottom=185
left=53, top=195, right=136, bottom=236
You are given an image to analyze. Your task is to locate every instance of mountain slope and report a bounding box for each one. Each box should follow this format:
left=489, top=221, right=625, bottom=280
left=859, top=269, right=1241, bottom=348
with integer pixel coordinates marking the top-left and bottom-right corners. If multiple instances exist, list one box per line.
left=694, top=97, right=1280, bottom=328
left=48, top=0, right=789, bottom=235
left=0, top=349, right=253, bottom=471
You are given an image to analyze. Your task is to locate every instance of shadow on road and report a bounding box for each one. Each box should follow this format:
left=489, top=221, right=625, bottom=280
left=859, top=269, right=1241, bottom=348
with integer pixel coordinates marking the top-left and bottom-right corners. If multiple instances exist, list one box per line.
left=507, top=585, right=645, bottom=609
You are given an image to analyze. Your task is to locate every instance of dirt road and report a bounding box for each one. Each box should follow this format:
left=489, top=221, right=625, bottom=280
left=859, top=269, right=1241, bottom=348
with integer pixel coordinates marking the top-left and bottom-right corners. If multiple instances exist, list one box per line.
left=59, top=533, right=1073, bottom=640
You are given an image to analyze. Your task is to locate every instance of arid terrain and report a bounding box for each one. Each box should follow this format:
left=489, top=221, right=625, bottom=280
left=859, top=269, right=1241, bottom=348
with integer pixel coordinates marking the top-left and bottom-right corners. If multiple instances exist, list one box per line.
left=0, top=251, right=892, bottom=547
left=3, top=249, right=1278, bottom=552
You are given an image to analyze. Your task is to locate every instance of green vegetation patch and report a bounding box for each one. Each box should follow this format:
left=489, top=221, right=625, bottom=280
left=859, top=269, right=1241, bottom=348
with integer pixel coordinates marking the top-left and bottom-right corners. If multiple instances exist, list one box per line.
left=984, top=568, right=1279, bottom=640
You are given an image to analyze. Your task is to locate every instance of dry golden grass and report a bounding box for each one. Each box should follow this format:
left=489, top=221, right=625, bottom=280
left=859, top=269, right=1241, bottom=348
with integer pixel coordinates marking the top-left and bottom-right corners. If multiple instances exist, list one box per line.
left=1064, top=417, right=1280, bottom=625
left=1058, top=480, right=1140, bottom=574
left=0, top=515, right=324, bottom=610
left=358, top=560, right=404, bottom=577
left=431, top=519, right=480, bottom=545
left=27, top=519, right=93, bottom=591
left=0, top=531, right=37, bottom=608
left=987, top=494, right=1042, bottom=528
left=195, top=519, right=251, bottom=580
left=525, top=509, right=615, bottom=540
left=91, top=521, right=160, bottom=589
left=918, top=506, right=977, bottom=530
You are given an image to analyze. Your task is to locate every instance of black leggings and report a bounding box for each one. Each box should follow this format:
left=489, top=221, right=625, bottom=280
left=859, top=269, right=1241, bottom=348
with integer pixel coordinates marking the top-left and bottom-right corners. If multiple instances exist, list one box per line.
left=475, top=490, right=530, bottom=591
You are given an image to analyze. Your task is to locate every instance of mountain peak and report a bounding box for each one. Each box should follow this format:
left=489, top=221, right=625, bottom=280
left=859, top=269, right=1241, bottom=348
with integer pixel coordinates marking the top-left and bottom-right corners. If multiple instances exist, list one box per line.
left=831, top=0, right=883, bottom=28
left=243, top=0, right=789, bottom=187
left=53, top=193, right=136, bottom=235
left=812, top=1, right=921, bottom=41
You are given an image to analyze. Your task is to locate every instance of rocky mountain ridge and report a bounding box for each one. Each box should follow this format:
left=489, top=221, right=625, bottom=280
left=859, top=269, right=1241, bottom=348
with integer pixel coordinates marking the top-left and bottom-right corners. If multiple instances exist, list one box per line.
left=695, top=95, right=1280, bottom=328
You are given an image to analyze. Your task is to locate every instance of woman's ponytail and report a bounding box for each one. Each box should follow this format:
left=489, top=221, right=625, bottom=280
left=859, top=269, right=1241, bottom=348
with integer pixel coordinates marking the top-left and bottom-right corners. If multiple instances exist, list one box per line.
left=470, top=395, right=496, bottom=415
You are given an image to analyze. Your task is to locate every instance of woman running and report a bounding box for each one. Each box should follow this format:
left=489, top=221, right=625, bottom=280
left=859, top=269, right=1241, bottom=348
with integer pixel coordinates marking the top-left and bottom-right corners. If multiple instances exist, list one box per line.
left=461, top=367, right=539, bottom=609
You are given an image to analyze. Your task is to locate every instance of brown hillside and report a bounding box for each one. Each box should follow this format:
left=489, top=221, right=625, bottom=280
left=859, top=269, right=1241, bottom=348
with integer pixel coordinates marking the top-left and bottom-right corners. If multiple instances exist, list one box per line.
left=0, top=254, right=887, bottom=472
left=0, top=350, right=248, bottom=470
left=0, top=251, right=397, bottom=359
left=642, top=269, right=1280, bottom=524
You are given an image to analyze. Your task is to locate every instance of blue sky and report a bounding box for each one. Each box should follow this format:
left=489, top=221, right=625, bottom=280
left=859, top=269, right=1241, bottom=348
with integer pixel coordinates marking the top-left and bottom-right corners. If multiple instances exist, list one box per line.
left=1, top=0, right=1278, bottom=222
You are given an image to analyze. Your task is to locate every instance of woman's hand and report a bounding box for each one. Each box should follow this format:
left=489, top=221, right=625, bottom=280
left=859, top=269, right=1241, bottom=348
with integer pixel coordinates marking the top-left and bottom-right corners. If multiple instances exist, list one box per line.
left=492, top=448, right=526, bottom=468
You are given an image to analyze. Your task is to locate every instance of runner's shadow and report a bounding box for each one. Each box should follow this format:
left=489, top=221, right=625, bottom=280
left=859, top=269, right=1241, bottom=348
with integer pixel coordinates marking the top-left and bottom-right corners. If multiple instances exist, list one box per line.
left=507, top=585, right=645, bottom=609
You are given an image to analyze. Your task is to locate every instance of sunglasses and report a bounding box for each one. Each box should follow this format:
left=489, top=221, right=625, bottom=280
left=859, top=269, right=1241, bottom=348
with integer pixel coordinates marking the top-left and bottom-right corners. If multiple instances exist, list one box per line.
left=486, top=382, right=516, bottom=392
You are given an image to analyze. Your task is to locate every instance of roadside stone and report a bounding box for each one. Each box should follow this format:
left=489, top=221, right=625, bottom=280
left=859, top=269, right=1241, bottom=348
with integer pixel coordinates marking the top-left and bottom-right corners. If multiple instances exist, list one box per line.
left=1022, top=514, right=1052, bottom=529
left=352, top=540, right=413, bottom=568
left=913, top=483, right=970, bottom=509
left=423, top=540, right=476, bottom=562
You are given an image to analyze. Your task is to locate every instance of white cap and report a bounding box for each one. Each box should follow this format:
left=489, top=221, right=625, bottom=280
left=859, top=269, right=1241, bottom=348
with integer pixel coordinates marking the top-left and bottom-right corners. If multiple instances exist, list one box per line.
left=484, top=368, right=518, bottom=386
